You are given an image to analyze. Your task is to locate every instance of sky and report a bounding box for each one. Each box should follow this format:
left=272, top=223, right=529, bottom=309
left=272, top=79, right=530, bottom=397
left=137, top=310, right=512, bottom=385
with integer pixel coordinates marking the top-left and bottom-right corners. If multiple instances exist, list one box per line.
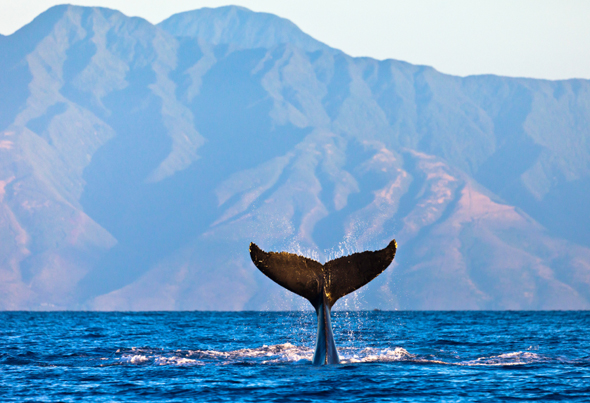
left=1, top=0, right=589, bottom=80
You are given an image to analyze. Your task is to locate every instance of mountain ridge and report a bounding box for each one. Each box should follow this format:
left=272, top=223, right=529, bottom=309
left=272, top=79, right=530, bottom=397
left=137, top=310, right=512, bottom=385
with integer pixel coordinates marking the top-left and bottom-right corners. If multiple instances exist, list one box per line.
left=158, top=5, right=329, bottom=53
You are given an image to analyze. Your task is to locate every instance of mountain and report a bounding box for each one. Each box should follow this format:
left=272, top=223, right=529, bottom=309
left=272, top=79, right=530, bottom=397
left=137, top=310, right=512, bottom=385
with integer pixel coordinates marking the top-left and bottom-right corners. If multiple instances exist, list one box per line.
left=1, top=5, right=589, bottom=310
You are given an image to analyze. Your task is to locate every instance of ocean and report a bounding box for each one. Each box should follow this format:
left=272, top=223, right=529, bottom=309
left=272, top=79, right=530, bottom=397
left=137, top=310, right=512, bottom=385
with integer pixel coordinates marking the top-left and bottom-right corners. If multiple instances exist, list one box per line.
left=1, top=311, right=589, bottom=402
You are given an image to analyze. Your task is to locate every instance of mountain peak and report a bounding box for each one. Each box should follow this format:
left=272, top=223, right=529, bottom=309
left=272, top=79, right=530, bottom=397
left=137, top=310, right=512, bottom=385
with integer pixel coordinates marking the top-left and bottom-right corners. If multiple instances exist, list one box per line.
left=158, top=5, right=328, bottom=52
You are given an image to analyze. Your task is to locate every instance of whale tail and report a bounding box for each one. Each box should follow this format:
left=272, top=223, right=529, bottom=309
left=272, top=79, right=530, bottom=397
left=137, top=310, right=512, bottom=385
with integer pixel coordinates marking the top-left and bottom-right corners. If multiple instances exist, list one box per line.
left=249, top=239, right=397, bottom=364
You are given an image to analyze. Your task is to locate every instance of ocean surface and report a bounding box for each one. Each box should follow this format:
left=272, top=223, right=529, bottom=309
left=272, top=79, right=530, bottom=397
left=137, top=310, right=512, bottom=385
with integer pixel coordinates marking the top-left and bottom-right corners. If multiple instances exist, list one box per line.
left=1, top=311, right=589, bottom=402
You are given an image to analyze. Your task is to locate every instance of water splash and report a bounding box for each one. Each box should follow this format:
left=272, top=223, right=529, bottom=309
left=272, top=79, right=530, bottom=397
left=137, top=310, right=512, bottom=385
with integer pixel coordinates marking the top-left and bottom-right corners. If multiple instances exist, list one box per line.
left=113, top=344, right=313, bottom=366
left=111, top=345, right=554, bottom=367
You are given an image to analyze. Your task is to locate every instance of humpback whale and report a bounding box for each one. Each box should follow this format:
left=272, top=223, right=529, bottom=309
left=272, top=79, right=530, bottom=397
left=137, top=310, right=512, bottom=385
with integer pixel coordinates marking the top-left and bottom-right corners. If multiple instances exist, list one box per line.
left=249, top=239, right=397, bottom=365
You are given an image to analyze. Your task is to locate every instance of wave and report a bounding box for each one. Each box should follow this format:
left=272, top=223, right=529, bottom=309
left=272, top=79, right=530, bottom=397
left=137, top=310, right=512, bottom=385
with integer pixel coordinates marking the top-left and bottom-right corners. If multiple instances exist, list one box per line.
left=109, top=344, right=559, bottom=367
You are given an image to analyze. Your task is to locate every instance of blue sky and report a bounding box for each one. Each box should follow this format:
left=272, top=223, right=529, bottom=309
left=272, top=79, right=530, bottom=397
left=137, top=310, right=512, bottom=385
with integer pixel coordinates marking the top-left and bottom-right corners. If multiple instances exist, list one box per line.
left=1, top=0, right=589, bottom=80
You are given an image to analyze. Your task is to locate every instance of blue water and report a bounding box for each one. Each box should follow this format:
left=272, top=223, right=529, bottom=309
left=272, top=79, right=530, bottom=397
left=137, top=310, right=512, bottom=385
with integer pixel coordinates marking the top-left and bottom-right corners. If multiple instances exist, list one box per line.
left=1, top=311, right=589, bottom=402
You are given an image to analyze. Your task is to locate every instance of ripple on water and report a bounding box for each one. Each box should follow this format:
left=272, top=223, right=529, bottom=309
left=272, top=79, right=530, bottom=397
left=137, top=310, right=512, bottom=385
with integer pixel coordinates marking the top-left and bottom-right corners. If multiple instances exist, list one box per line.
left=1, top=311, right=589, bottom=402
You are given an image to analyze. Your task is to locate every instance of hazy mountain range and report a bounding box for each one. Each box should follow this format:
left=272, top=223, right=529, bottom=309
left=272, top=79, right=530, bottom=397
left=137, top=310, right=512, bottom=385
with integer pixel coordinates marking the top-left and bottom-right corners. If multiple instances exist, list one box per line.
left=1, top=5, right=589, bottom=310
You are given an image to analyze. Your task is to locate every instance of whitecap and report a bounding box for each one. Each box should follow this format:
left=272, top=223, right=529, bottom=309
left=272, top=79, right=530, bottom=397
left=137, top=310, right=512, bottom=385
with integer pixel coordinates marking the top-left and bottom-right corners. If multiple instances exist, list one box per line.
left=111, top=345, right=554, bottom=367
left=458, top=351, right=546, bottom=366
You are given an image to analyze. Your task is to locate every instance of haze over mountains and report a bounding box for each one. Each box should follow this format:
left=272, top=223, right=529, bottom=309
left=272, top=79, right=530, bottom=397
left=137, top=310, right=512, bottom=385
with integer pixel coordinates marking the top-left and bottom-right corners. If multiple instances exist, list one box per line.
left=1, top=5, right=589, bottom=310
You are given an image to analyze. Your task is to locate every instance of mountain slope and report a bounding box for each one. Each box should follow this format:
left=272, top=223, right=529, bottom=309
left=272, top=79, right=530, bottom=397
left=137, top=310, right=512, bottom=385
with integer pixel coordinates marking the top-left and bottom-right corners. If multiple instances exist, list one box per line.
left=0, top=4, right=589, bottom=310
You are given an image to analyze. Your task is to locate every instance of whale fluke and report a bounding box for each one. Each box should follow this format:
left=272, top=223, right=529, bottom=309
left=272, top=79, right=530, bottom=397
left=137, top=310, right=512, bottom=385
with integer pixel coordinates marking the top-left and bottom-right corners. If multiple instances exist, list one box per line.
left=249, top=239, right=397, bottom=365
